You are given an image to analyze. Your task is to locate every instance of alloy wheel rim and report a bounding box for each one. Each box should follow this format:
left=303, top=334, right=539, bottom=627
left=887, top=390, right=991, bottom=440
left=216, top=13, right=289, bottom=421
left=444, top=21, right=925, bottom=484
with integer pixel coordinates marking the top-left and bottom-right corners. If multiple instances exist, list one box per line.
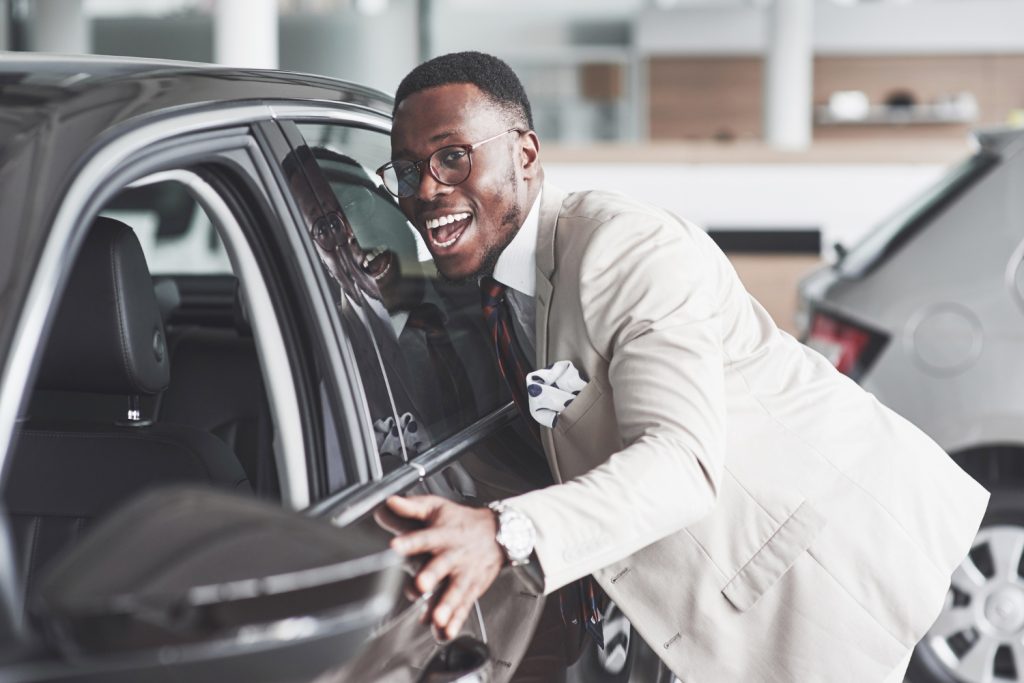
left=596, top=603, right=632, bottom=675
left=925, top=525, right=1024, bottom=682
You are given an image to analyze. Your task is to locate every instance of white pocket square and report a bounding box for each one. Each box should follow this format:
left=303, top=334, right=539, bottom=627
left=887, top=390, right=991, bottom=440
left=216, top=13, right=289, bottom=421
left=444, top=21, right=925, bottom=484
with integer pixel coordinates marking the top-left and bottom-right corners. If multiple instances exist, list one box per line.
left=526, top=360, right=587, bottom=428
left=373, top=411, right=429, bottom=458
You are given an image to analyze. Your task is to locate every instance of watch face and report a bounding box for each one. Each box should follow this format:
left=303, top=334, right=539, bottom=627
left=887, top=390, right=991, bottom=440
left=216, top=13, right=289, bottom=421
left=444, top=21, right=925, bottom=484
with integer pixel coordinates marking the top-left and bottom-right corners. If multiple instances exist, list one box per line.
left=499, top=512, right=535, bottom=561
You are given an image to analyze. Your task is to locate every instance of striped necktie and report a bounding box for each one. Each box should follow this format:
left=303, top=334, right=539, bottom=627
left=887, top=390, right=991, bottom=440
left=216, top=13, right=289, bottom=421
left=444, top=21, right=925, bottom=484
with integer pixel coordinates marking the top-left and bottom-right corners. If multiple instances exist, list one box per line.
left=480, top=276, right=541, bottom=443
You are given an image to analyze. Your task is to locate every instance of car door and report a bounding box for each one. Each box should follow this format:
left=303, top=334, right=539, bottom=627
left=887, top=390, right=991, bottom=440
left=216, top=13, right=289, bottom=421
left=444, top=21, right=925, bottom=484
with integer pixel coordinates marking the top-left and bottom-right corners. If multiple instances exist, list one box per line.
left=0, top=106, right=493, bottom=683
left=264, top=111, right=556, bottom=678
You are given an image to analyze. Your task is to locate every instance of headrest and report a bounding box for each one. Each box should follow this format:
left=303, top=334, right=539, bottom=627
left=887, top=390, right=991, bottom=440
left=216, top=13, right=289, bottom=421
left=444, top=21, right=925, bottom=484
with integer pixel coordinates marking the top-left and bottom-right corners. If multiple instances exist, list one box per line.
left=35, top=217, right=170, bottom=395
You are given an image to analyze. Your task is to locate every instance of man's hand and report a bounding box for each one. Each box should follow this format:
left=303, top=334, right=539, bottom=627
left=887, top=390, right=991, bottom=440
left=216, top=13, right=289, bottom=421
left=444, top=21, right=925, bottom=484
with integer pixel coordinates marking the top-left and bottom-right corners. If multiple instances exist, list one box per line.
left=384, top=495, right=504, bottom=640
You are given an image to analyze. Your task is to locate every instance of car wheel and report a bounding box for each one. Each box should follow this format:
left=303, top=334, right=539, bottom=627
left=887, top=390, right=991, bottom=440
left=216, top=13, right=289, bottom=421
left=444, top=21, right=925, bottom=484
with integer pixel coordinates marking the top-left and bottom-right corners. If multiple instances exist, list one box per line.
left=568, top=602, right=679, bottom=683
left=569, top=602, right=634, bottom=683
left=910, top=488, right=1024, bottom=683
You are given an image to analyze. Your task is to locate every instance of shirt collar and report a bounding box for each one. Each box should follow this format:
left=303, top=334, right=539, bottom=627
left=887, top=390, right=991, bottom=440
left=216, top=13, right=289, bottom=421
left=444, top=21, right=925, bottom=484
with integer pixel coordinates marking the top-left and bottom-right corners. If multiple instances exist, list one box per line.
left=492, top=190, right=541, bottom=297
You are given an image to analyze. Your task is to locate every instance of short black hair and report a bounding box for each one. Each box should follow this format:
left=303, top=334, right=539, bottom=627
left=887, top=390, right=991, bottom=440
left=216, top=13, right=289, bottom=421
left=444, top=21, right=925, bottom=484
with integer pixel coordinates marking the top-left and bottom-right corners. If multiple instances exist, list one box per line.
left=394, top=51, right=533, bottom=130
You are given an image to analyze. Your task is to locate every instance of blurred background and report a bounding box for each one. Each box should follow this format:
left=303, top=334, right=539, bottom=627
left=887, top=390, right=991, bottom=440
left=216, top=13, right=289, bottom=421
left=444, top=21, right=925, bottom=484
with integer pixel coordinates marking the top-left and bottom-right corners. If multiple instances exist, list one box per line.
left=2, top=0, right=1023, bottom=333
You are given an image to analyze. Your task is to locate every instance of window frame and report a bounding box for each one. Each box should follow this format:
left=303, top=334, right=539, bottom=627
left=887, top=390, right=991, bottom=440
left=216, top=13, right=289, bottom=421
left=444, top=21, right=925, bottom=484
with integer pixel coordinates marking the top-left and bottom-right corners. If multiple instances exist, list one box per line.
left=0, top=107, right=393, bottom=642
left=254, top=117, right=400, bottom=494
left=0, top=103, right=402, bottom=510
left=126, top=167, right=308, bottom=507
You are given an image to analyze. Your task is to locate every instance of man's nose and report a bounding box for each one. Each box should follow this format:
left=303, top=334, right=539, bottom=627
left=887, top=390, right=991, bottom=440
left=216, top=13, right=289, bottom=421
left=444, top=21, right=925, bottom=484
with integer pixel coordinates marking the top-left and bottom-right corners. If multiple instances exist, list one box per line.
left=414, top=166, right=452, bottom=202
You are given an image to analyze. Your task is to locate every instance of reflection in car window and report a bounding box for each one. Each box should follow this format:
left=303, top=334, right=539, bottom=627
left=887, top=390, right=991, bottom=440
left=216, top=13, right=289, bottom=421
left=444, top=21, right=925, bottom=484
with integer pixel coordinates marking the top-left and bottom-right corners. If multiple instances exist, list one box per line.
left=296, top=123, right=507, bottom=469
left=101, top=181, right=231, bottom=275
left=280, top=146, right=406, bottom=484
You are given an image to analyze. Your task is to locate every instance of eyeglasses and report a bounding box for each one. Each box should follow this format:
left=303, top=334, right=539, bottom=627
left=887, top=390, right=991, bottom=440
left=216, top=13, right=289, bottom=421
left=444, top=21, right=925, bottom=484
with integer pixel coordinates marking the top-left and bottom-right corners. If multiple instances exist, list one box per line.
left=310, top=212, right=346, bottom=251
left=376, top=128, right=521, bottom=199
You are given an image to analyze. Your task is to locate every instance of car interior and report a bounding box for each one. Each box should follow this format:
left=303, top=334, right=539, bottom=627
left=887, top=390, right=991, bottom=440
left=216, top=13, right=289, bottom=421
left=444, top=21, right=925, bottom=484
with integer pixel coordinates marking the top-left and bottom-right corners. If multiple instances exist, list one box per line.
left=2, top=180, right=278, bottom=609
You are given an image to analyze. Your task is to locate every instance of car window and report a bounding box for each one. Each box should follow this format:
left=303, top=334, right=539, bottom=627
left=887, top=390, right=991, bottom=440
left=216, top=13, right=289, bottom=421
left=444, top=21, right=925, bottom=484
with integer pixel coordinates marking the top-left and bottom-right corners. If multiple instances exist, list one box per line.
left=100, top=180, right=232, bottom=275
left=838, top=151, right=997, bottom=277
left=295, top=123, right=508, bottom=467
left=4, top=167, right=301, bottom=615
left=47, top=177, right=289, bottom=499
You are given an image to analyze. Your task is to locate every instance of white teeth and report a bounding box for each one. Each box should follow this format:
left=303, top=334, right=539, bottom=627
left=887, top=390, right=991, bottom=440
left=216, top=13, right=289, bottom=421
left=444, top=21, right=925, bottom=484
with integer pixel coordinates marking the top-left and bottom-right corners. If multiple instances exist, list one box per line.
left=433, top=233, right=459, bottom=248
left=425, top=212, right=470, bottom=230
left=361, top=246, right=387, bottom=269
left=372, top=258, right=392, bottom=281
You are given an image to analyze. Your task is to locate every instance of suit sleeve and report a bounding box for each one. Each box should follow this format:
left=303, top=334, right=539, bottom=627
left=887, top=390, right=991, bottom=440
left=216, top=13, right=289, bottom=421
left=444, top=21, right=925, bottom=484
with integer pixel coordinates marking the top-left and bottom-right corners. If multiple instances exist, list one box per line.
left=508, top=212, right=726, bottom=593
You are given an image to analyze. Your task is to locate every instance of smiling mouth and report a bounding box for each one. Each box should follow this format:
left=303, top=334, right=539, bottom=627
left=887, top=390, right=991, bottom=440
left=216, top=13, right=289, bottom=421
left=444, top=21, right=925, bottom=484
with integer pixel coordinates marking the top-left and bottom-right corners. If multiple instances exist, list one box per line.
left=425, top=212, right=472, bottom=250
left=361, top=245, right=393, bottom=281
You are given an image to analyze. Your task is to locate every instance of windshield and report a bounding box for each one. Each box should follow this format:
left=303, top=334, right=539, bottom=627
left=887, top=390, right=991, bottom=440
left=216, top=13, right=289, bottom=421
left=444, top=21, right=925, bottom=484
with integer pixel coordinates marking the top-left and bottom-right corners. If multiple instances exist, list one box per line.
left=838, top=150, right=998, bottom=277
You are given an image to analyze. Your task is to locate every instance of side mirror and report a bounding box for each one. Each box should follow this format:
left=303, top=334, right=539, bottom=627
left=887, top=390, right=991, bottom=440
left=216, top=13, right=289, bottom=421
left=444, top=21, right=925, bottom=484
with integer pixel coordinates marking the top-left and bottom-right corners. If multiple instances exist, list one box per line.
left=24, top=486, right=403, bottom=682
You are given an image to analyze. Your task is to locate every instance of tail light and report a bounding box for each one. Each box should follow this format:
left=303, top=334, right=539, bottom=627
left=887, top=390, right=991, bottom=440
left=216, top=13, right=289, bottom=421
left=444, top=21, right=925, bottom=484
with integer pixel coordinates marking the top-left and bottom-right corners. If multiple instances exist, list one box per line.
left=803, top=310, right=888, bottom=382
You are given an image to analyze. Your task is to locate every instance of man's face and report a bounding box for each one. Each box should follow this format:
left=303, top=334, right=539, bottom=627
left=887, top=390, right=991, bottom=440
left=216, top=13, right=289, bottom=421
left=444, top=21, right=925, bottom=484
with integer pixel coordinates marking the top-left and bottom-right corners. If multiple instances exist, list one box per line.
left=390, top=83, right=539, bottom=283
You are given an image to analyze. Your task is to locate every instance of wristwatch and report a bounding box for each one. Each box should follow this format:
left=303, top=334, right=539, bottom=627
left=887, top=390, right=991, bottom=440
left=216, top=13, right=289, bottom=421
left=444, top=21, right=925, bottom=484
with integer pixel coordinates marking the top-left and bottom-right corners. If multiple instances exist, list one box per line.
left=488, top=500, right=536, bottom=566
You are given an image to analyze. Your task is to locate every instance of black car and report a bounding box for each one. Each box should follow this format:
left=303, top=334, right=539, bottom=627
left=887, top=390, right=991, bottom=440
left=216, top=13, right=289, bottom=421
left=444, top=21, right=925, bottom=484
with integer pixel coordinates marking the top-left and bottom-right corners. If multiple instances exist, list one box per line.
left=0, top=53, right=671, bottom=683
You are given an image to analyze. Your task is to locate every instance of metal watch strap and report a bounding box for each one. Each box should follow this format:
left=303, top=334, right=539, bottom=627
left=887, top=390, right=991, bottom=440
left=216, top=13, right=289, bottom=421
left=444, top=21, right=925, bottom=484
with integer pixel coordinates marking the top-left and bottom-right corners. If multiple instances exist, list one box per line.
left=488, top=500, right=535, bottom=567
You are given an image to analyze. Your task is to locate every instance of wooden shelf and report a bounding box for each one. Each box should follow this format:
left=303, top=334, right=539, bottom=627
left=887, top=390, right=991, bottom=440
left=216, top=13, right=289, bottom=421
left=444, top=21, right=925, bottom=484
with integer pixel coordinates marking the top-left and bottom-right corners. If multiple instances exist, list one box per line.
left=542, top=138, right=972, bottom=164
left=815, top=104, right=977, bottom=127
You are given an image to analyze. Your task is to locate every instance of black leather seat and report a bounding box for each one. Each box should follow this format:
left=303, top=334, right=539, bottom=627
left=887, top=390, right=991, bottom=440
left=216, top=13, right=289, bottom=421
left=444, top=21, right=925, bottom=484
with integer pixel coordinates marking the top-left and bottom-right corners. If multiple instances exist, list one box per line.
left=3, top=217, right=251, bottom=599
left=158, top=325, right=278, bottom=498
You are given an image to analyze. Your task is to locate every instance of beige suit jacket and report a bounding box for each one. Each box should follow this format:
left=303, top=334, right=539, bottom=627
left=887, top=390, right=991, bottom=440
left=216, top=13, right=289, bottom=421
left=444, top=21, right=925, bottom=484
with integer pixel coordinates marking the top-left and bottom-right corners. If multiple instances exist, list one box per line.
left=508, top=185, right=989, bottom=681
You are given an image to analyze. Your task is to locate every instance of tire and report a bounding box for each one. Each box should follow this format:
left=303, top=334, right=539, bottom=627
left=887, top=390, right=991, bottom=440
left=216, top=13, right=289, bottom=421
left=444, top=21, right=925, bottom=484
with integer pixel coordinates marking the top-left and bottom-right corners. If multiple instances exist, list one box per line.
left=629, top=632, right=680, bottom=683
left=568, top=602, right=634, bottom=683
left=568, top=602, right=678, bottom=683
left=909, top=487, right=1024, bottom=683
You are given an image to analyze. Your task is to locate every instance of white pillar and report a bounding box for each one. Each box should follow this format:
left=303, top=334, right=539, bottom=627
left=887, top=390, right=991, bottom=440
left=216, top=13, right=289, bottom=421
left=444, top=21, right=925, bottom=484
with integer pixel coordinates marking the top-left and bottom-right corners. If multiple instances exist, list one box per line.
left=763, top=0, right=814, bottom=150
left=214, top=0, right=278, bottom=69
left=31, top=0, right=90, bottom=54
left=0, top=1, right=8, bottom=52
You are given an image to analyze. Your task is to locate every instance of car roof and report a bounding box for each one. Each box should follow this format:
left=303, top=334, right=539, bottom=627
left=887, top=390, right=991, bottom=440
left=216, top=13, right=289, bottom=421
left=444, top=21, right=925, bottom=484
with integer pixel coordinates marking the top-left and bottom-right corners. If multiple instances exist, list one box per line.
left=0, top=52, right=394, bottom=109
left=0, top=53, right=394, bottom=158
left=974, top=127, right=1024, bottom=158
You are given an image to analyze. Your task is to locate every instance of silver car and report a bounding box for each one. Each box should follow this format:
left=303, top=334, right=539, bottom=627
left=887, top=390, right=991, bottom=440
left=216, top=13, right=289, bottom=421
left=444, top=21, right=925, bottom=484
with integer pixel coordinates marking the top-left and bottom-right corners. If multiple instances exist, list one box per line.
left=799, top=128, right=1024, bottom=683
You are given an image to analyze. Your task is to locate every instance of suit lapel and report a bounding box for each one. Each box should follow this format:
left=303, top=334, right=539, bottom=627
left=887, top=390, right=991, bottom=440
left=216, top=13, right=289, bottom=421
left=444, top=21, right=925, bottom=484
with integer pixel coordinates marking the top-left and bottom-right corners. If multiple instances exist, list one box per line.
left=534, top=183, right=567, bottom=369
left=534, top=183, right=568, bottom=480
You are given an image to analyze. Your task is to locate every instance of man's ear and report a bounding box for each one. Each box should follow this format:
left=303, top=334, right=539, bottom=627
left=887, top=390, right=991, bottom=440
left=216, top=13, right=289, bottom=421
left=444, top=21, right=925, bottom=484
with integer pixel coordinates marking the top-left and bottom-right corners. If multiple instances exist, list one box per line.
left=519, top=130, right=541, bottom=180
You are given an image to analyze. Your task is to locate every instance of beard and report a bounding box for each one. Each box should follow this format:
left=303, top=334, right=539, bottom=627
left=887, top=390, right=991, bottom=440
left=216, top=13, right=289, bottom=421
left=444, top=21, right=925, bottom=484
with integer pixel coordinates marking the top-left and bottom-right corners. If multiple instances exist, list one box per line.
left=439, top=170, right=523, bottom=287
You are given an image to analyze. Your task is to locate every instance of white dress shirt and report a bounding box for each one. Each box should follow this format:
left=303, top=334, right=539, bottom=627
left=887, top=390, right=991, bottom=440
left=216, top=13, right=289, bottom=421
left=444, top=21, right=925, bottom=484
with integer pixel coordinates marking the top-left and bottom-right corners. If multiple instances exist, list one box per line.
left=492, top=191, right=542, bottom=364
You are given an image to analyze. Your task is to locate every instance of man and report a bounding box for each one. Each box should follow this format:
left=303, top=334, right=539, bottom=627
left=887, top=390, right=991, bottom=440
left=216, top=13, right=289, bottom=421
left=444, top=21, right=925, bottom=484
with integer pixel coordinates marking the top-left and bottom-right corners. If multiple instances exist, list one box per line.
left=379, top=51, right=989, bottom=682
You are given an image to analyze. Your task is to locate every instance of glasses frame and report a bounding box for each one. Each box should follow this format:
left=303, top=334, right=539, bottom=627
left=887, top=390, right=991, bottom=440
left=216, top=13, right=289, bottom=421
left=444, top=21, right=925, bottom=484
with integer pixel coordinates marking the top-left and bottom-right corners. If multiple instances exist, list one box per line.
left=376, top=128, right=522, bottom=199
left=310, top=211, right=347, bottom=252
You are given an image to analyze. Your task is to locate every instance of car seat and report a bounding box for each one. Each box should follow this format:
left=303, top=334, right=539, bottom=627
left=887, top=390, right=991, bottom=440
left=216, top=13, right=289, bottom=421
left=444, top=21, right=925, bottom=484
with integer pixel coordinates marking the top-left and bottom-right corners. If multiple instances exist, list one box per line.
left=3, top=217, right=251, bottom=600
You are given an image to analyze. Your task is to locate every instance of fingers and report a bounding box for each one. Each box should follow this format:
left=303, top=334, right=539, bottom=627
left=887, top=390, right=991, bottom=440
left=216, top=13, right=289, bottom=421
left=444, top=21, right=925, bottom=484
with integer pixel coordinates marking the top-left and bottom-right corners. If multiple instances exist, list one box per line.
left=372, top=505, right=408, bottom=536
left=380, top=499, right=502, bottom=640
left=391, top=527, right=447, bottom=556
left=416, top=552, right=455, bottom=594
left=433, top=574, right=477, bottom=640
left=385, top=494, right=445, bottom=521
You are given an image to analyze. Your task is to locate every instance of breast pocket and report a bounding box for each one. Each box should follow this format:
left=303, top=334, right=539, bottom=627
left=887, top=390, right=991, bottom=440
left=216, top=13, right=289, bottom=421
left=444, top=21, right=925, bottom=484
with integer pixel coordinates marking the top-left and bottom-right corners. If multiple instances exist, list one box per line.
left=552, top=375, right=605, bottom=436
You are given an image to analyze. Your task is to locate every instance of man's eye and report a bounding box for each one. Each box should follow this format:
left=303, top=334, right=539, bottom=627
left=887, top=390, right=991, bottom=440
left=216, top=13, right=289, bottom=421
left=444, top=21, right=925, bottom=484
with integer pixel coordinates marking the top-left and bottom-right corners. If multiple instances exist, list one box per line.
left=439, top=149, right=467, bottom=167
left=396, top=164, right=418, bottom=180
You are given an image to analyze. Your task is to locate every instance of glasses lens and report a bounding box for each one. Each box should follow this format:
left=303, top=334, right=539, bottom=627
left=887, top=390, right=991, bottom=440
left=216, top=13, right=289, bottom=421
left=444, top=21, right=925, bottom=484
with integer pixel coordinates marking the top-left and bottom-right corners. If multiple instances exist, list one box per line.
left=311, top=214, right=340, bottom=250
left=380, top=161, right=420, bottom=198
left=429, top=146, right=471, bottom=186
left=379, top=164, right=399, bottom=197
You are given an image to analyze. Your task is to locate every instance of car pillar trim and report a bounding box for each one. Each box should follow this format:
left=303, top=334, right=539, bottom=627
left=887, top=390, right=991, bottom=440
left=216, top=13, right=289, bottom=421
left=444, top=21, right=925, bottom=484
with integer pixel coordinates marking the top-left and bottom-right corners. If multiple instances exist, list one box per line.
left=135, top=169, right=310, bottom=511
